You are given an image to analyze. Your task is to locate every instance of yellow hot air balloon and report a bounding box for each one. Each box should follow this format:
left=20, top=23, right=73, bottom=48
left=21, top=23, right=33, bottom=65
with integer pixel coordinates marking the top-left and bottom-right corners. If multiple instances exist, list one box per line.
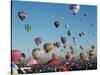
left=44, top=43, right=54, bottom=53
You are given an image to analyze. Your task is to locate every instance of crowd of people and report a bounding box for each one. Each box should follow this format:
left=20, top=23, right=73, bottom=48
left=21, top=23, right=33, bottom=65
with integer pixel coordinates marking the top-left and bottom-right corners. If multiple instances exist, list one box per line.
left=17, top=58, right=97, bottom=74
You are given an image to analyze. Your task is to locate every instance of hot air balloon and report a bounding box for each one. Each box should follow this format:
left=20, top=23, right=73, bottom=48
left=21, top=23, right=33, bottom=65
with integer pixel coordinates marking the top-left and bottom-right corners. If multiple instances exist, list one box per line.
left=88, top=50, right=95, bottom=60
left=18, top=10, right=26, bottom=21
left=79, top=32, right=82, bottom=37
left=44, top=43, right=54, bottom=53
left=35, top=37, right=42, bottom=46
left=69, top=45, right=75, bottom=54
left=83, top=12, right=88, bottom=16
left=32, top=48, right=44, bottom=60
left=73, top=36, right=76, bottom=44
left=20, top=53, right=26, bottom=64
left=79, top=52, right=85, bottom=61
left=61, top=37, right=67, bottom=44
left=26, top=57, right=38, bottom=66
left=65, top=51, right=73, bottom=62
left=59, top=16, right=64, bottom=21
left=80, top=45, right=83, bottom=50
left=91, top=45, right=95, bottom=50
left=54, top=42, right=61, bottom=48
left=54, top=21, right=60, bottom=28
left=67, top=30, right=72, bottom=36
left=65, top=25, right=69, bottom=29
left=82, top=31, right=86, bottom=35
left=11, top=50, right=22, bottom=64
left=47, top=53, right=61, bottom=65
left=70, top=4, right=80, bottom=15
left=24, top=24, right=32, bottom=32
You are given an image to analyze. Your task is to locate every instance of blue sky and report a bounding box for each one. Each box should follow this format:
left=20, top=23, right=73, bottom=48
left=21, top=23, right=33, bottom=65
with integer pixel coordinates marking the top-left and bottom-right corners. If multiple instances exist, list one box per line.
left=12, top=1, right=97, bottom=57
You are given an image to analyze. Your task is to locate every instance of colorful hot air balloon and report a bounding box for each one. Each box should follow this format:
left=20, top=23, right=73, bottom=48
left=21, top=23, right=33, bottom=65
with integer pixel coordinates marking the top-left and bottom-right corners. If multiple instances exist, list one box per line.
left=47, top=53, right=61, bottom=65
left=11, top=50, right=22, bottom=64
left=26, top=57, right=38, bottom=66
left=54, top=42, right=61, bottom=48
left=24, top=24, right=32, bottom=32
left=35, top=37, right=42, bottom=46
left=88, top=50, right=95, bottom=60
left=79, top=52, right=85, bottom=61
left=44, top=43, right=54, bottom=53
left=18, top=10, right=26, bottom=21
left=54, top=21, right=60, bottom=28
left=70, top=4, right=80, bottom=15
left=32, top=48, right=44, bottom=59
left=61, top=36, right=67, bottom=44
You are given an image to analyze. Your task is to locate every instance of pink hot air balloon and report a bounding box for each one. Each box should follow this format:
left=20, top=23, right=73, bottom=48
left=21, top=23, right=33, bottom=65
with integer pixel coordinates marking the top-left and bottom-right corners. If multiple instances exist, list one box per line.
left=11, top=50, right=22, bottom=64
left=26, top=58, right=38, bottom=66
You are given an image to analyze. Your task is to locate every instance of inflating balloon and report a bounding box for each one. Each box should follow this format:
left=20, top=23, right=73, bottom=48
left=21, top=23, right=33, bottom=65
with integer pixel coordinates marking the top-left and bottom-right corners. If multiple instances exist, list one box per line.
left=24, top=24, right=32, bottom=32
left=70, top=4, right=80, bottom=15
left=11, top=50, right=22, bottom=64
left=44, top=43, right=54, bottom=53
left=18, top=10, right=26, bottom=21
left=35, top=37, right=42, bottom=46
left=26, top=57, right=38, bottom=66
left=54, top=21, right=60, bottom=28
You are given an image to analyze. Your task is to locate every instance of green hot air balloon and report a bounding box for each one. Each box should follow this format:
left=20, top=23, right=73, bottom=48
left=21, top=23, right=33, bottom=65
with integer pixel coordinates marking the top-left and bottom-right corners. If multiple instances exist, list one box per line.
left=24, top=24, right=32, bottom=32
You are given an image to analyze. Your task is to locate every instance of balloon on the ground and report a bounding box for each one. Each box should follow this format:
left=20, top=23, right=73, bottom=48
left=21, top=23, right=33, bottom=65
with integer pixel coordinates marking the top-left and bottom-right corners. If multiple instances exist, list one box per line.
left=11, top=50, right=22, bottom=64
left=26, top=58, right=38, bottom=66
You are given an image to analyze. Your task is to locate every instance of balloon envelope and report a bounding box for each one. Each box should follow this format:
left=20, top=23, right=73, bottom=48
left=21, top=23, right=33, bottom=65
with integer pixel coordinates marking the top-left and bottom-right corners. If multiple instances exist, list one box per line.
left=61, top=37, right=67, bottom=44
left=44, top=43, right=54, bottom=53
left=11, top=50, right=22, bottom=64
left=32, top=48, right=44, bottom=59
left=70, top=4, right=80, bottom=15
left=54, top=21, right=60, bottom=28
left=35, top=37, right=42, bottom=46
left=18, top=10, right=26, bottom=21
left=26, top=58, right=38, bottom=66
